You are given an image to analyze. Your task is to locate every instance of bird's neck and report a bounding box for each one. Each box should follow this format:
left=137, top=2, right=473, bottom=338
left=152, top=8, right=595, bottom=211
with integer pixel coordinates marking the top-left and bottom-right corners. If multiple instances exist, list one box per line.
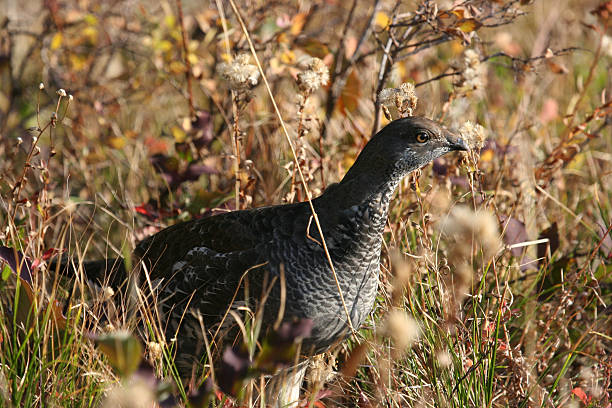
left=318, top=164, right=404, bottom=214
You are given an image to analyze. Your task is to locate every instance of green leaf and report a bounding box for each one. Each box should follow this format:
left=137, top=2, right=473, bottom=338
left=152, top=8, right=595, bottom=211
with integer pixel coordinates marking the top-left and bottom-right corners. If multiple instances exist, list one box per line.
left=1, top=264, right=10, bottom=281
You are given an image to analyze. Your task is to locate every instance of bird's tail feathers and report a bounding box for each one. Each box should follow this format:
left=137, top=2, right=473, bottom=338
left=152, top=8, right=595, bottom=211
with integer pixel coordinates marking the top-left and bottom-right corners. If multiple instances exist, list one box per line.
left=51, top=257, right=128, bottom=288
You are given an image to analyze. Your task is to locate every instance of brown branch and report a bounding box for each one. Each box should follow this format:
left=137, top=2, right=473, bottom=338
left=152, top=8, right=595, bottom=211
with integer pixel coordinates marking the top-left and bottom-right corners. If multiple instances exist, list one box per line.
left=175, top=0, right=195, bottom=120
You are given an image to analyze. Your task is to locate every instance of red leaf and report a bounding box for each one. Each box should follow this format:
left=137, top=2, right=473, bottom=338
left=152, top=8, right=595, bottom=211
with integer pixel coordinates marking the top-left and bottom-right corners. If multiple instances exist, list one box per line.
left=42, top=247, right=64, bottom=261
left=134, top=204, right=153, bottom=216
left=571, top=387, right=591, bottom=405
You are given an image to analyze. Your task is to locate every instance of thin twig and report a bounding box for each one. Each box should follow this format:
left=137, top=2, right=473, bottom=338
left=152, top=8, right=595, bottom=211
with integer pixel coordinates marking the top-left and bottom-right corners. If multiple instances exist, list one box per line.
left=215, top=0, right=242, bottom=210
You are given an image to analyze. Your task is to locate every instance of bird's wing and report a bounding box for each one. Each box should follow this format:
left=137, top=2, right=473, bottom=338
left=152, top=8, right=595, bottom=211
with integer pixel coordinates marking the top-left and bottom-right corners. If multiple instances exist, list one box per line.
left=134, top=202, right=310, bottom=326
left=134, top=201, right=310, bottom=279
left=135, top=208, right=263, bottom=278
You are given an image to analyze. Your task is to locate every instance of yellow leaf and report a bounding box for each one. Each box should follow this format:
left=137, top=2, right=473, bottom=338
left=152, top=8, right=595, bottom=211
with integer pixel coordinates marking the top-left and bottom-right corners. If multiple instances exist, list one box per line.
left=171, top=126, right=187, bottom=143
left=297, top=38, right=330, bottom=58
left=567, top=151, right=585, bottom=170
left=480, top=149, right=494, bottom=162
left=69, top=54, right=88, bottom=71
left=84, top=14, right=98, bottom=26
left=451, top=9, right=465, bottom=19
left=187, top=52, right=199, bottom=65
left=108, top=136, right=126, bottom=149
left=164, top=15, right=176, bottom=28
left=157, top=40, right=173, bottom=53
left=51, top=33, right=63, bottom=50
left=169, top=61, right=186, bottom=73
left=457, top=19, right=482, bottom=33
left=451, top=40, right=464, bottom=55
left=277, top=32, right=289, bottom=44
left=342, top=155, right=355, bottom=173
left=220, top=52, right=232, bottom=63
left=83, top=26, right=98, bottom=44
left=375, top=12, right=391, bottom=28
left=280, top=50, right=296, bottom=64
left=291, top=12, right=307, bottom=35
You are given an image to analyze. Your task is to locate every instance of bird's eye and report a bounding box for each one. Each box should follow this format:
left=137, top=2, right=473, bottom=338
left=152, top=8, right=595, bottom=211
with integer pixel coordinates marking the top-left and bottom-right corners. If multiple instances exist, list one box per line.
left=415, top=132, right=430, bottom=143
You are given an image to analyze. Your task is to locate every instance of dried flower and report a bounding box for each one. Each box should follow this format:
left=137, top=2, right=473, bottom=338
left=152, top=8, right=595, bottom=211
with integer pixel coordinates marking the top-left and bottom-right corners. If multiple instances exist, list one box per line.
left=57, top=88, right=67, bottom=97
left=459, top=120, right=486, bottom=150
left=218, top=54, right=260, bottom=91
left=17, top=137, right=23, bottom=145
left=39, top=82, right=45, bottom=90
left=296, top=57, right=329, bottom=94
left=69, top=94, right=74, bottom=101
left=378, top=82, right=418, bottom=117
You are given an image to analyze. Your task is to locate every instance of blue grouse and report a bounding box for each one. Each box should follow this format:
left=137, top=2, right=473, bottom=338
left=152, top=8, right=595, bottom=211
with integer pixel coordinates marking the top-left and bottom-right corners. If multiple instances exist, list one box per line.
left=131, top=116, right=467, bottom=373
left=77, top=116, right=467, bottom=375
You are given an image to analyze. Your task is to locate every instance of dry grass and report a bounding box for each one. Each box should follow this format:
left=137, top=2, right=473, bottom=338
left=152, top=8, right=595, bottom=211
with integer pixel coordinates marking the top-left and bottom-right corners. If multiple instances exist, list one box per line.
left=0, top=0, right=610, bottom=407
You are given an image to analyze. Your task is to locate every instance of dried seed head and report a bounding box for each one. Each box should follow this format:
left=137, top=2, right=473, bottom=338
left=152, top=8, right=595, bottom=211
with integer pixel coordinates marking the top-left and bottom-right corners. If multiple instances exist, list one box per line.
left=103, top=286, right=115, bottom=300
left=147, top=341, right=163, bottom=362
left=440, top=206, right=501, bottom=259
left=458, top=48, right=486, bottom=92
left=218, top=54, right=260, bottom=91
left=378, top=82, right=418, bottom=117
left=378, top=88, right=396, bottom=105
left=102, top=381, right=155, bottom=408
left=436, top=350, right=452, bottom=368
left=390, top=251, right=414, bottom=304
left=57, top=88, right=67, bottom=97
left=297, top=57, right=329, bottom=93
left=399, top=82, right=418, bottom=113
left=459, top=120, right=486, bottom=150
left=603, top=35, right=612, bottom=58
left=39, top=82, right=45, bottom=90
left=382, top=309, right=420, bottom=351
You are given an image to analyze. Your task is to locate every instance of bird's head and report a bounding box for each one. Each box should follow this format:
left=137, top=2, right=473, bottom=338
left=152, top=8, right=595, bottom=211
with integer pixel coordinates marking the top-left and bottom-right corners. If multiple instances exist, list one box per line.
left=378, top=116, right=468, bottom=171
left=343, top=116, right=468, bottom=184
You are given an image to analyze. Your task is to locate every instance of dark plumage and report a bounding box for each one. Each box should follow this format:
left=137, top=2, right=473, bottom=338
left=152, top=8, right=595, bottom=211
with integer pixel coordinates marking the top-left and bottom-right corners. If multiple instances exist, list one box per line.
left=131, top=116, right=468, bottom=373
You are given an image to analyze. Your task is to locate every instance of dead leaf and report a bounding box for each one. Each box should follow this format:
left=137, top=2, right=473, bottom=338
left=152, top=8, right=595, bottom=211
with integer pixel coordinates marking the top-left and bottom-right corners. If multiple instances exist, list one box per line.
left=547, top=61, right=569, bottom=74
left=297, top=38, right=330, bottom=58
left=457, top=19, right=482, bottom=33
left=337, top=70, right=361, bottom=114
left=291, top=12, right=308, bottom=35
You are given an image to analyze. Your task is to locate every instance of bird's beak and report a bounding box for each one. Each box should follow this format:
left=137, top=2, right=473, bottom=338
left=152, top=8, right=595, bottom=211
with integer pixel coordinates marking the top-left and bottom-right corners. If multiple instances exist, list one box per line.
left=445, top=131, right=469, bottom=152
